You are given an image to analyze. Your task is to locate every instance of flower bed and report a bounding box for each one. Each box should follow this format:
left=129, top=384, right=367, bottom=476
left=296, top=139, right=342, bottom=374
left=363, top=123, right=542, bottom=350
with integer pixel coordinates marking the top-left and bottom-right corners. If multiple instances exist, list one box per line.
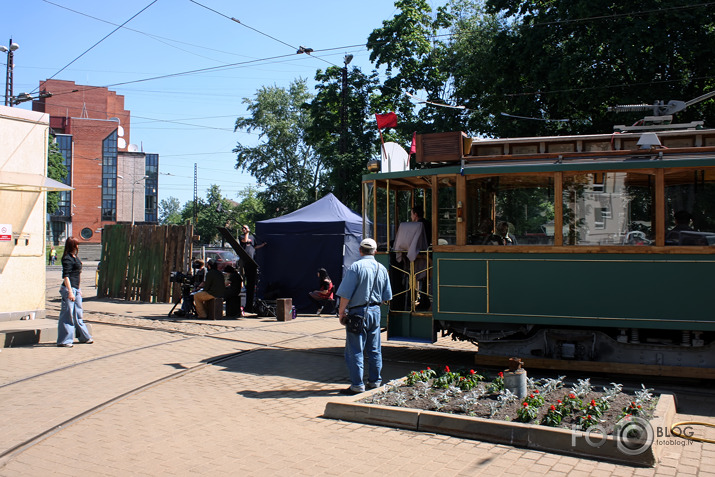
left=324, top=366, right=676, bottom=467
left=363, top=367, right=658, bottom=435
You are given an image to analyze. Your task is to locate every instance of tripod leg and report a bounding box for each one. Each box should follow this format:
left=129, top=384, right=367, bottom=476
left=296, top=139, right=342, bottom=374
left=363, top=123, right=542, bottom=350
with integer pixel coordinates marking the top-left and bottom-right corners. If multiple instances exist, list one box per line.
left=169, top=298, right=181, bottom=317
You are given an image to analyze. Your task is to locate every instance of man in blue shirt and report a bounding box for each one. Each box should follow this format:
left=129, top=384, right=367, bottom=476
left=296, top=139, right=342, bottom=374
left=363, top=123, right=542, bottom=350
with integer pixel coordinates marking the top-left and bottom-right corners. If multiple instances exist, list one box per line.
left=336, top=238, right=393, bottom=395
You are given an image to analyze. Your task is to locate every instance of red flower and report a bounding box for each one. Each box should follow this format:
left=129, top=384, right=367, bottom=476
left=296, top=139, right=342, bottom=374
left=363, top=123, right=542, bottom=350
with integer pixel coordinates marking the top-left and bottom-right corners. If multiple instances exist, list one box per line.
left=591, top=399, right=596, bottom=406
left=444, top=366, right=450, bottom=373
left=529, top=394, right=534, bottom=399
left=569, top=393, right=576, bottom=399
left=587, top=415, right=592, bottom=419
left=550, top=405, right=556, bottom=411
left=469, top=369, right=476, bottom=375
left=459, top=377, right=465, bottom=381
left=638, top=405, right=642, bottom=409
left=557, top=399, right=562, bottom=404
left=498, top=372, right=504, bottom=378
left=426, top=367, right=431, bottom=370
left=522, top=402, right=529, bottom=407
left=534, top=390, right=539, bottom=394
left=632, top=402, right=636, bottom=406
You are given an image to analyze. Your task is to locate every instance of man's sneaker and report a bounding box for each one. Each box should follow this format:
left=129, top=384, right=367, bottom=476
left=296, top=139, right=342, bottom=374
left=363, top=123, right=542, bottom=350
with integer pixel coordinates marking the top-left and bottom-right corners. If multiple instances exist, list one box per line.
left=366, top=381, right=382, bottom=390
left=339, top=386, right=365, bottom=395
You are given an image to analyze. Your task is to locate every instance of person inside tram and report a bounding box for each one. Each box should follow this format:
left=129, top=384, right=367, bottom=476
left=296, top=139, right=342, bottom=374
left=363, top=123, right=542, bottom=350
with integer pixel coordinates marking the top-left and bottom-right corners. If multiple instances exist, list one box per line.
left=410, top=205, right=431, bottom=246
left=495, top=221, right=518, bottom=245
left=666, top=210, right=695, bottom=245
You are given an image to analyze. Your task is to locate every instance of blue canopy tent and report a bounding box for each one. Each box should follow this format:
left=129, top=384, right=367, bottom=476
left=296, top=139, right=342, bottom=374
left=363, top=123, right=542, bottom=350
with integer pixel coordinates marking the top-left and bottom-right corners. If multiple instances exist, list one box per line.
left=255, top=193, right=363, bottom=312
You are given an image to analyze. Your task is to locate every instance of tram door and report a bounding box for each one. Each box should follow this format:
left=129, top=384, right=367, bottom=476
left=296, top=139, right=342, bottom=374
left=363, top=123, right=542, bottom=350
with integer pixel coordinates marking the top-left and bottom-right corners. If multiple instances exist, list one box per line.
left=363, top=179, right=434, bottom=342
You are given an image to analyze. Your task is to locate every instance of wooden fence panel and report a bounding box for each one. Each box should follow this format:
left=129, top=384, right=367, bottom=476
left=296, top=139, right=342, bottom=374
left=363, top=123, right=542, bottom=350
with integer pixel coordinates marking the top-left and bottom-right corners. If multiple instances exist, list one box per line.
left=99, top=224, right=192, bottom=303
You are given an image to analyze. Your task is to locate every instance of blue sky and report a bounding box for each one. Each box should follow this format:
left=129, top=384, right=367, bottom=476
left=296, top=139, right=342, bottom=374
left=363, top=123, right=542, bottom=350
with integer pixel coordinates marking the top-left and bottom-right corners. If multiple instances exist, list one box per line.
left=1, top=0, right=444, bottom=208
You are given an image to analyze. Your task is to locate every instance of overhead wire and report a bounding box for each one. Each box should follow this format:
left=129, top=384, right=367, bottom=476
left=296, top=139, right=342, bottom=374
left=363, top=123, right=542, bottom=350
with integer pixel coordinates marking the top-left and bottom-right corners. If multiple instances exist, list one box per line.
left=40, top=0, right=256, bottom=62
left=32, top=0, right=160, bottom=94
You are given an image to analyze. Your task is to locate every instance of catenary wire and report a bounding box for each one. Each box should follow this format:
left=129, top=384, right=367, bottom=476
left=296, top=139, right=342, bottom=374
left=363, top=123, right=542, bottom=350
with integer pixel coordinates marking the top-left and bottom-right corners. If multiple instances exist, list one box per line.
left=32, top=0, right=160, bottom=94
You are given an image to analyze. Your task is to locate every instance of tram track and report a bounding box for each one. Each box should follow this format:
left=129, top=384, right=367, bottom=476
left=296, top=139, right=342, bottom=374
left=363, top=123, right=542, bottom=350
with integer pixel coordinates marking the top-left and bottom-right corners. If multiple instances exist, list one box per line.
left=0, top=319, right=348, bottom=467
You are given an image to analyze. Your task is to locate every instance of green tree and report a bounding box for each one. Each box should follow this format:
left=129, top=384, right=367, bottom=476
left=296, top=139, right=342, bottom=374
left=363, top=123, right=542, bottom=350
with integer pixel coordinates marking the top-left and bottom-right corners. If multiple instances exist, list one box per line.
left=367, top=0, right=463, bottom=134
left=306, top=65, right=381, bottom=210
left=47, top=135, right=67, bottom=213
left=452, top=0, right=715, bottom=137
left=233, top=185, right=266, bottom=230
left=159, top=196, right=182, bottom=225
left=180, top=185, right=234, bottom=245
left=233, top=79, right=317, bottom=215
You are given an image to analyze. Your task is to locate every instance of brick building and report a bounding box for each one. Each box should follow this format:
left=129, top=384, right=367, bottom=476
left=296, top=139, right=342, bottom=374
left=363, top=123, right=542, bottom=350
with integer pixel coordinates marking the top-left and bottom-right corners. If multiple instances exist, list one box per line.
left=33, top=79, right=158, bottom=244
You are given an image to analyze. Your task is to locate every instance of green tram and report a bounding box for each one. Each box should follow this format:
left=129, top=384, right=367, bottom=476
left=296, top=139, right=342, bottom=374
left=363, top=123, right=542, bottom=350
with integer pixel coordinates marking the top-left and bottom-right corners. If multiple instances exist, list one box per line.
left=362, top=129, right=715, bottom=375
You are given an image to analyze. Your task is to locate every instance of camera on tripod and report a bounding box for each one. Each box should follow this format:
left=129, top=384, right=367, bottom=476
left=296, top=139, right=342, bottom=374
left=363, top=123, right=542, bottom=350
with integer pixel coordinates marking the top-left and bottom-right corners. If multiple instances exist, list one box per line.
left=169, top=270, right=196, bottom=317
left=170, top=271, right=193, bottom=287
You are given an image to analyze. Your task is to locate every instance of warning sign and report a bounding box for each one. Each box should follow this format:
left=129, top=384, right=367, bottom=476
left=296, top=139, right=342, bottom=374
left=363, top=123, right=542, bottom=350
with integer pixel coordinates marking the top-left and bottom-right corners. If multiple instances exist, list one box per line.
left=0, top=224, right=12, bottom=241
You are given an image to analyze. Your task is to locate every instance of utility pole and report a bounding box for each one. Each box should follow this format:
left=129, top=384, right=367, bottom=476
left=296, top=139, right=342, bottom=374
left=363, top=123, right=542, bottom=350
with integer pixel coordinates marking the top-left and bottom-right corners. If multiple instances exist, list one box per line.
left=193, top=163, right=198, bottom=229
left=338, top=54, right=353, bottom=201
left=1, top=38, right=19, bottom=107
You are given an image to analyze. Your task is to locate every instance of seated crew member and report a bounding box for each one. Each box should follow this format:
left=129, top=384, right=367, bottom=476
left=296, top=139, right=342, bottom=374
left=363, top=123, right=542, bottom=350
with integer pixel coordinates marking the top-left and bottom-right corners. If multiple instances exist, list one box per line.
left=223, top=265, right=243, bottom=317
left=176, top=259, right=205, bottom=317
left=193, top=259, right=226, bottom=319
left=308, top=268, right=334, bottom=314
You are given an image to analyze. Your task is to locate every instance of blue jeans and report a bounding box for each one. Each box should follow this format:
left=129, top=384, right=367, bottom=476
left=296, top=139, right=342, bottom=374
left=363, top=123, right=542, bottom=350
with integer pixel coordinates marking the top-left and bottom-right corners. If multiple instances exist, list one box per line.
left=57, top=286, right=92, bottom=345
left=344, top=305, right=382, bottom=390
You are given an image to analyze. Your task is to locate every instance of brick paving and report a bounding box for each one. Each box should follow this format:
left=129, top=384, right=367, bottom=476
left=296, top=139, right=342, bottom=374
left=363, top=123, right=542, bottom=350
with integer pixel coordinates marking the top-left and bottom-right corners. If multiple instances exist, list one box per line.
left=0, top=268, right=712, bottom=475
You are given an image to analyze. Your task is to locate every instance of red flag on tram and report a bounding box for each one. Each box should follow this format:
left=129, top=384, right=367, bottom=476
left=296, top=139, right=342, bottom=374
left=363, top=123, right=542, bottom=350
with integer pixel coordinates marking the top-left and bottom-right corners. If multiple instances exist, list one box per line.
left=375, top=112, right=398, bottom=129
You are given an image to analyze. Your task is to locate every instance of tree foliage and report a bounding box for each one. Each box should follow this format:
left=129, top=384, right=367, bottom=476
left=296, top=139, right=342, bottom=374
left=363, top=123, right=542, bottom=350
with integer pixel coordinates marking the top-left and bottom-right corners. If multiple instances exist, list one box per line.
left=47, top=135, right=67, bottom=214
left=179, top=185, right=235, bottom=245
left=233, top=79, right=318, bottom=215
left=451, top=0, right=715, bottom=136
left=159, top=196, right=182, bottom=225
left=305, top=66, right=381, bottom=210
left=367, top=0, right=464, bottom=134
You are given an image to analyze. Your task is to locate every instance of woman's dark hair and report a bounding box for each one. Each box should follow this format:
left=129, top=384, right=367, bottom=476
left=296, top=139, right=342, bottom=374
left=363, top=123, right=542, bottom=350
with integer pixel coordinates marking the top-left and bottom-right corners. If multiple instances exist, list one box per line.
left=317, top=268, right=330, bottom=282
left=62, top=237, right=79, bottom=259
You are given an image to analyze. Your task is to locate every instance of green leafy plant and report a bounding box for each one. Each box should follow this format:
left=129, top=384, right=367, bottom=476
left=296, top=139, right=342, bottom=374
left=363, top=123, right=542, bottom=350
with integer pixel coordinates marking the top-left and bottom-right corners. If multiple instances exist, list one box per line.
left=516, top=401, right=539, bottom=422
left=622, top=401, right=643, bottom=417
left=488, top=371, right=505, bottom=393
left=577, top=413, right=600, bottom=430
left=541, top=404, right=563, bottom=427
left=456, top=369, right=484, bottom=391
left=432, top=366, right=460, bottom=389
left=561, top=392, right=583, bottom=414
left=405, top=367, right=436, bottom=386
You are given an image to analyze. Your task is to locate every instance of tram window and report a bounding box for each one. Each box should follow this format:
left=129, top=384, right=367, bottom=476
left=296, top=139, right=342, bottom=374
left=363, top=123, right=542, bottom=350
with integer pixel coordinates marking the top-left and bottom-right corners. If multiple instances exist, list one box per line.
left=465, top=175, right=554, bottom=245
left=664, top=169, right=715, bottom=246
left=563, top=172, right=654, bottom=246
left=437, top=177, right=457, bottom=245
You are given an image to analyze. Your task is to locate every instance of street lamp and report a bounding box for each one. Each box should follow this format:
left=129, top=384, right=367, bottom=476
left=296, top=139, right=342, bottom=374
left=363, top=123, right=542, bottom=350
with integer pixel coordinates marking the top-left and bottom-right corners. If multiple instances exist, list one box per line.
left=1, top=39, right=19, bottom=107
left=130, top=176, right=149, bottom=226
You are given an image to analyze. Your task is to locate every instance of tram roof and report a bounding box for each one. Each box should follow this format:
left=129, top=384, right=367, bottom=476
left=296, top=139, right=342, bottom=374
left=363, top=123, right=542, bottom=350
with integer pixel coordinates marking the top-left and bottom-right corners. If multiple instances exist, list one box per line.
left=363, top=128, right=715, bottom=186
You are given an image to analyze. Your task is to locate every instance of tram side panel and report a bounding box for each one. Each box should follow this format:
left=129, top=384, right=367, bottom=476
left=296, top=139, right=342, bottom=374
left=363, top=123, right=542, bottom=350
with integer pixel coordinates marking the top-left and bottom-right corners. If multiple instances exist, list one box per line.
left=433, top=252, right=715, bottom=367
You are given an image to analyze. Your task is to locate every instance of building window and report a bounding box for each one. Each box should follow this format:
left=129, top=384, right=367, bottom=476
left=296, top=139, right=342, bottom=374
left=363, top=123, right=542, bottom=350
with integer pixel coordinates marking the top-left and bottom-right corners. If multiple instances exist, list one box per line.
left=101, top=130, right=118, bottom=221
left=80, top=227, right=93, bottom=240
left=53, top=134, right=73, bottom=219
left=144, top=153, right=159, bottom=223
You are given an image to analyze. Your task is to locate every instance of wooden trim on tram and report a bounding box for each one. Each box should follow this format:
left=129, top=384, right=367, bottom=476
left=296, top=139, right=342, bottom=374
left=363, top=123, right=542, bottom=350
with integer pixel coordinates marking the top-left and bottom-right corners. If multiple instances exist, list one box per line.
left=432, top=244, right=715, bottom=254
left=655, top=169, right=665, bottom=247
left=473, top=354, right=715, bottom=379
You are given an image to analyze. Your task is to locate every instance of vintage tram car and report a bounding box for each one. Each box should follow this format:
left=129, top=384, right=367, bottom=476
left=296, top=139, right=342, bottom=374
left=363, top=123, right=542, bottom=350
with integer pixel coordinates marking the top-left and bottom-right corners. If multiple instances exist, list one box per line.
left=363, top=128, right=715, bottom=376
